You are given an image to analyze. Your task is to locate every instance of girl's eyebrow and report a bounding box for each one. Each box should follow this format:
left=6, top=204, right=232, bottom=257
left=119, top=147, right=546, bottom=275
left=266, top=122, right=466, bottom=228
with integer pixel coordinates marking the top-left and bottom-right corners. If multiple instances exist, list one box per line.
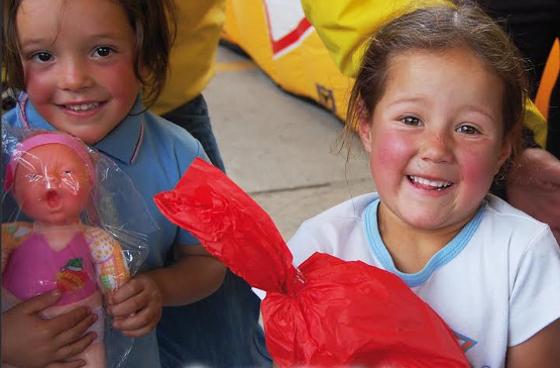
left=19, top=37, right=52, bottom=49
left=84, top=31, right=130, bottom=41
left=20, top=32, right=124, bottom=49
left=461, top=105, right=498, bottom=122
left=386, top=97, right=426, bottom=107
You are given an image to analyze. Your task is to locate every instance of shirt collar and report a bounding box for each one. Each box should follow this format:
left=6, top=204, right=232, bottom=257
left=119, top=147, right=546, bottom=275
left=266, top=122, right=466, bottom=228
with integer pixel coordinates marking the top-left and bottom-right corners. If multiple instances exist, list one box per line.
left=20, top=94, right=145, bottom=165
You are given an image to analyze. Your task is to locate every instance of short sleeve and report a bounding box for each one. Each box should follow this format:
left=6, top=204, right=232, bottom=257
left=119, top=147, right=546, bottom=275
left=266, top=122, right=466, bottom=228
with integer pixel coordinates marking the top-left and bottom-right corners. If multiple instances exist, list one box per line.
left=287, top=220, right=325, bottom=267
left=175, top=136, right=210, bottom=246
left=509, top=228, right=560, bottom=346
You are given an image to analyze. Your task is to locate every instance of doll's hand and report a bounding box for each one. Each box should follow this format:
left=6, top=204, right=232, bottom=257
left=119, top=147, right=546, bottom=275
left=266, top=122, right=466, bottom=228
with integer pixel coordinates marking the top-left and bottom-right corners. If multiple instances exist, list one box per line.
left=1, top=290, right=97, bottom=368
left=107, top=274, right=162, bottom=337
left=507, top=148, right=560, bottom=242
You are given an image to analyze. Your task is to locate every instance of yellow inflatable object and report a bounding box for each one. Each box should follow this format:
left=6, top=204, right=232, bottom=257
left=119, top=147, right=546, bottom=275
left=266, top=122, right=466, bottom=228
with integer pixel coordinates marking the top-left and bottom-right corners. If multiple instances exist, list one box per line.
left=301, top=0, right=452, bottom=77
left=222, top=0, right=548, bottom=147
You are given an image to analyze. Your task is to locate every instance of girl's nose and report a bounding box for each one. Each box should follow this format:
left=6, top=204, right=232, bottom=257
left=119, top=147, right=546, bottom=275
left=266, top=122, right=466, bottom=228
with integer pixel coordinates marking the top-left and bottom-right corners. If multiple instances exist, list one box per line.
left=420, top=131, right=454, bottom=164
left=57, top=58, right=93, bottom=91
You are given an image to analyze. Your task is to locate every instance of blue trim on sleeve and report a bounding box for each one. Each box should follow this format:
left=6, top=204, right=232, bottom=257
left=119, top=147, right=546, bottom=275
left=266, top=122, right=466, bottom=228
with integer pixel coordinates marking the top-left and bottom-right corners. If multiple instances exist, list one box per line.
left=363, top=199, right=485, bottom=287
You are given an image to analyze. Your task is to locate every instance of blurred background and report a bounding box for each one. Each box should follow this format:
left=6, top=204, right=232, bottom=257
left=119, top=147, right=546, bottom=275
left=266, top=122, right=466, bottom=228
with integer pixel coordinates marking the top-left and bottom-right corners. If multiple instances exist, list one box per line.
left=205, top=44, right=372, bottom=239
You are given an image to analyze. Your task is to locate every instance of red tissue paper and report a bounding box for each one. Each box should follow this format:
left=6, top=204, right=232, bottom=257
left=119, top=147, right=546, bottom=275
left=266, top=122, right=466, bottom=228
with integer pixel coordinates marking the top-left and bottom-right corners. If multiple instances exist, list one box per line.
left=154, top=158, right=469, bottom=368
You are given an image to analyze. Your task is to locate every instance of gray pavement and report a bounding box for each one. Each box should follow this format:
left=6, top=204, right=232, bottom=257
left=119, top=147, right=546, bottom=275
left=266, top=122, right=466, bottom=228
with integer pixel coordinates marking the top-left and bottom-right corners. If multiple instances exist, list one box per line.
left=205, top=46, right=375, bottom=239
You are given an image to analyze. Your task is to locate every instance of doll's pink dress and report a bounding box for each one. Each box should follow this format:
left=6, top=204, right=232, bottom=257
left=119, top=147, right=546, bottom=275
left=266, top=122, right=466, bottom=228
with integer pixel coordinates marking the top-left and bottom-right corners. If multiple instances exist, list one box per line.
left=3, top=232, right=98, bottom=305
left=1, top=227, right=109, bottom=368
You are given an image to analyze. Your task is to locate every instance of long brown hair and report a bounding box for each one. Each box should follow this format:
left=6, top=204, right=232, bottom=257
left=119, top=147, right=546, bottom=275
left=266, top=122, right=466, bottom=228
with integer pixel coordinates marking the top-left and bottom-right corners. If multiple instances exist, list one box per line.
left=2, top=0, right=176, bottom=107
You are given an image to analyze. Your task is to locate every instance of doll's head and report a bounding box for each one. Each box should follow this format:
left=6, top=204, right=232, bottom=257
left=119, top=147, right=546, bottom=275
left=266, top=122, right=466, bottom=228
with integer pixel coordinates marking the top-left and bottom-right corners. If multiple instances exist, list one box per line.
left=6, top=132, right=95, bottom=226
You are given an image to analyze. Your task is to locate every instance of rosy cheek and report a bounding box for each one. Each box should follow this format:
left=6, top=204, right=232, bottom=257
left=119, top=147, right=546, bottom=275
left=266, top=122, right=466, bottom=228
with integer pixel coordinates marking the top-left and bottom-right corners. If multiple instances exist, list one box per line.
left=97, top=60, right=139, bottom=96
left=371, top=130, right=414, bottom=172
left=458, top=149, right=499, bottom=191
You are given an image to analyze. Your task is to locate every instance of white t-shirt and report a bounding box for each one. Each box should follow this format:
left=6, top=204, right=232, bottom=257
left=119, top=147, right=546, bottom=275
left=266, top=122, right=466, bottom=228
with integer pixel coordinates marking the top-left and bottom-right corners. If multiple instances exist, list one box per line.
left=287, top=193, right=560, bottom=368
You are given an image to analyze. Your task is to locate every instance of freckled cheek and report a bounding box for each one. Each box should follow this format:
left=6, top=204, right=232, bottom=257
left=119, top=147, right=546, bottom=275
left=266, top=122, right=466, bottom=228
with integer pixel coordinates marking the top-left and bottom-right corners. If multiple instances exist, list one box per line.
left=370, top=131, right=415, bottom=175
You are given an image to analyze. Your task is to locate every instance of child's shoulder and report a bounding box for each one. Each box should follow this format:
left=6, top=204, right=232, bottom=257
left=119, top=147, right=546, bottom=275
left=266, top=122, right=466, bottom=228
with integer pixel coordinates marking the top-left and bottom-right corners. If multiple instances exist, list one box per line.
left=483, top=194, right=550, bottom=232
left=1, top=106, right=17, bottom=124
left=141, top=110, right=204, bottom=156
left=480, top=194, right=556, bottom=252
left=143, top=110, right=199, bottom=143
left=299, top=192, right=377, bottom=231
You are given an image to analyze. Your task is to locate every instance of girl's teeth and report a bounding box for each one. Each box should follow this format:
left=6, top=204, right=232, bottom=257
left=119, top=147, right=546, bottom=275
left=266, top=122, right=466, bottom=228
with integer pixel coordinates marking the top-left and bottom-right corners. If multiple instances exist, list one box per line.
left=66, top=103, right=99, bottom=112
left=408, top=175, right=452, bottom=189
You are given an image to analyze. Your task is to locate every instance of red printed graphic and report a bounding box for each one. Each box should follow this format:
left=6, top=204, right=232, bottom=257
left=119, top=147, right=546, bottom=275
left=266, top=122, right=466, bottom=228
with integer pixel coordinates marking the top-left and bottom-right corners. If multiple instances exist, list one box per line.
left=57, top=258, right=87, bottom=292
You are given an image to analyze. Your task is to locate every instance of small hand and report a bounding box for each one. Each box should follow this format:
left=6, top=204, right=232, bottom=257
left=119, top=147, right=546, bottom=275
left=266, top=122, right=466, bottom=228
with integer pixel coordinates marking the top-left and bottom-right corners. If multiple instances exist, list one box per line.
left=107, top=274, right=162, bottom=337
left=2, top=290, right=97, bottom=368
left=507, top=148, right=560, bottom=241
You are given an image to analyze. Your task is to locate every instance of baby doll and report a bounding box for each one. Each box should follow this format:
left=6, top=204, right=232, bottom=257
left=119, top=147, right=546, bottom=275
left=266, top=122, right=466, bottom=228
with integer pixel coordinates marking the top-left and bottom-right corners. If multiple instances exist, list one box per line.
left=2, top=132, right=130, bottom=368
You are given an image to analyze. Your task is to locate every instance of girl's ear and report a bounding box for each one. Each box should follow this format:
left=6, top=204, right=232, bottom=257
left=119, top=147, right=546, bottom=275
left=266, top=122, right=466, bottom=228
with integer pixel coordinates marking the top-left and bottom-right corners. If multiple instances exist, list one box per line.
left=357, top=99, right=373, bottom=153
left=495, top=135, right=512, bottom=173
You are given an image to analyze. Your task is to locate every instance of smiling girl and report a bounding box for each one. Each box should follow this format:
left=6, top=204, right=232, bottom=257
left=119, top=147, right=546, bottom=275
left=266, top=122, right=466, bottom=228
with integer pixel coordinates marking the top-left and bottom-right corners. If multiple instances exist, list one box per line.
left=287, top=3, right=560, bottom=367
left=2, top=0, right=225, bottom=367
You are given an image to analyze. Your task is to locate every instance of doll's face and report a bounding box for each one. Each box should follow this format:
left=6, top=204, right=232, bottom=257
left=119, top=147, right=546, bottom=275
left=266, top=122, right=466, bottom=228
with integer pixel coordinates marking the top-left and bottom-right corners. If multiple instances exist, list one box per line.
left=13, top=144, right=92, bottom=225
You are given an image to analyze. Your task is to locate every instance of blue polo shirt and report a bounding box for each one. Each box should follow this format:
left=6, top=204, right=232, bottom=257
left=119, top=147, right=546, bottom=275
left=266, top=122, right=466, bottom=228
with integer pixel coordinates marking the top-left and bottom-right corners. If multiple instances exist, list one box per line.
left=2, top=96, right=208, bottom=368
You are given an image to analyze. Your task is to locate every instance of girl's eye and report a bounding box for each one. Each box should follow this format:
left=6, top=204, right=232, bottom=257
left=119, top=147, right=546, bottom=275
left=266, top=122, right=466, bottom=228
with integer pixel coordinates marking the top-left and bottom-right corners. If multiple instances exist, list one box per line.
left=456, top=124, right=480, bottom=135
left=32, top=52, right=53, bottom=63
left=93, top=47, right=113, bottom=58
left=401, top=116, right=421, bottom=126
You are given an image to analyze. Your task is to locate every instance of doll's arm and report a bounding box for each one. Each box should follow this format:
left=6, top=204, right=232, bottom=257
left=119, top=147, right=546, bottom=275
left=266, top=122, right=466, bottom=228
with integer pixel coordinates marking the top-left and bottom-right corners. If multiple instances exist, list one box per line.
left=85, top=227, right=130, bottom=294
left=1, top=222, right=32, bottom=273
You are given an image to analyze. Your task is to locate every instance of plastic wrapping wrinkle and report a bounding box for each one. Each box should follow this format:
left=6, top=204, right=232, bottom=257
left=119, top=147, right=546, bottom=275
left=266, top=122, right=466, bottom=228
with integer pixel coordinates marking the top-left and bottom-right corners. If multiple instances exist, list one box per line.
left=154, top=158, right=470, bottom=367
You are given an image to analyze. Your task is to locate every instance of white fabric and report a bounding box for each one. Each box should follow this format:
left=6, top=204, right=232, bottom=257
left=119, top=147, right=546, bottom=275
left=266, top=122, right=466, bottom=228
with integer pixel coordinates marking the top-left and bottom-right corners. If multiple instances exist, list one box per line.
left=286, top=192, right=560, bottom=368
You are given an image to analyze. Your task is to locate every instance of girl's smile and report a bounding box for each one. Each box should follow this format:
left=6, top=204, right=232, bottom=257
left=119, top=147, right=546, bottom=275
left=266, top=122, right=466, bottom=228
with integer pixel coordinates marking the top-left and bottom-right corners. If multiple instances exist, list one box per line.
left=406, top=175, right=454, bottom=192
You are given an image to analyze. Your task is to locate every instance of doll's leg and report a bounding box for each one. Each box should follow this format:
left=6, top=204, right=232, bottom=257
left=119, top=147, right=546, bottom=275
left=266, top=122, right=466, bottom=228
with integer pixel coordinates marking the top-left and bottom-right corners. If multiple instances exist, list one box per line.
left=42, top=292, right=106, bottom=368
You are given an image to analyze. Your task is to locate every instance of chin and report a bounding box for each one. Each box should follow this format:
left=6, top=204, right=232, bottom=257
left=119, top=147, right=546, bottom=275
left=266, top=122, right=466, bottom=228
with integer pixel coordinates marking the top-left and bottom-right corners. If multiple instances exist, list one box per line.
left=401, top=212, right=451, bottom=231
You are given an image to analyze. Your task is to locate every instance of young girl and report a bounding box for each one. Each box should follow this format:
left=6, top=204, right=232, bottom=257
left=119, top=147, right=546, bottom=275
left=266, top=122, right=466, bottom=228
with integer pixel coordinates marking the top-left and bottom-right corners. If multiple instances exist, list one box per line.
left=2, top=0, right=226, bottom=367
left=287, top=4, right=560, bottom=367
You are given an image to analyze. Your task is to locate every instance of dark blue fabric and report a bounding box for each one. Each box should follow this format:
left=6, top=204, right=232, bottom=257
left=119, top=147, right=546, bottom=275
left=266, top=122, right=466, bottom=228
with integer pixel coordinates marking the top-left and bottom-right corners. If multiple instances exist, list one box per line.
left=159, top=95, right=272, bottom=367
left=162, top=95, right=225, bottom=171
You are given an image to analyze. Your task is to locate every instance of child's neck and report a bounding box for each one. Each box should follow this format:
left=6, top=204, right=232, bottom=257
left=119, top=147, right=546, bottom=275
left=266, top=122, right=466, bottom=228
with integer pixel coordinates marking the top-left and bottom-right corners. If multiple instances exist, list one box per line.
left=377, top=204, right=469, bottom=274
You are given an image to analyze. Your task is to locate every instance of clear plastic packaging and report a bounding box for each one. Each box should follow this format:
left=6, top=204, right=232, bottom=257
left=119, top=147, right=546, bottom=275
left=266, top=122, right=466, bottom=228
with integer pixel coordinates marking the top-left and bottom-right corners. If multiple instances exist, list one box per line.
left=2, top=126, right=157, bottom=368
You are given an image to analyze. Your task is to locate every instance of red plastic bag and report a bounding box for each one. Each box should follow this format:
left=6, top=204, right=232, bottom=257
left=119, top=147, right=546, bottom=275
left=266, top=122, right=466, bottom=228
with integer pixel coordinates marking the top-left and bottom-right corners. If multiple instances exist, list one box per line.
left=154, top=158, right=469, bottom=367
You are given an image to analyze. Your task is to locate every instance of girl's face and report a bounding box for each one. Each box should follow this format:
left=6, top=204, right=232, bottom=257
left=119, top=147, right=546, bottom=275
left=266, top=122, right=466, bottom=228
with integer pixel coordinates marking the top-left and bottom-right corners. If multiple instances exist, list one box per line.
left=16, top=0, right=141, bottom=145
left=14, top=144, right=92, bottom=226
left=359, top=47, right=511, bottom=233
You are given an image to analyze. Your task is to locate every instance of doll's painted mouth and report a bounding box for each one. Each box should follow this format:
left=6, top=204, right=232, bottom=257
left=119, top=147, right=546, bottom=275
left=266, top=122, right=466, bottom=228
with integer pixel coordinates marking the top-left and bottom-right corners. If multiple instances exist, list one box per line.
left=46, top=190, right=62, bottom=208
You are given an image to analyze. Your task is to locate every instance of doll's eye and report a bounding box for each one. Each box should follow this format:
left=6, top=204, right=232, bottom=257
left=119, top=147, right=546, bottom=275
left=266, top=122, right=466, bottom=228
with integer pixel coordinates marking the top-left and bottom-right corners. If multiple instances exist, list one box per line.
left=25, top=173, right=42, bottom=181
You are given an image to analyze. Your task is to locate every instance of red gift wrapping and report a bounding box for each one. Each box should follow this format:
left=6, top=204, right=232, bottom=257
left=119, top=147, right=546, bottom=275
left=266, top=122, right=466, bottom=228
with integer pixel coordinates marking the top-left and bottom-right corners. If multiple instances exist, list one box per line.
left=154, top=158, right=469, bottom=367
